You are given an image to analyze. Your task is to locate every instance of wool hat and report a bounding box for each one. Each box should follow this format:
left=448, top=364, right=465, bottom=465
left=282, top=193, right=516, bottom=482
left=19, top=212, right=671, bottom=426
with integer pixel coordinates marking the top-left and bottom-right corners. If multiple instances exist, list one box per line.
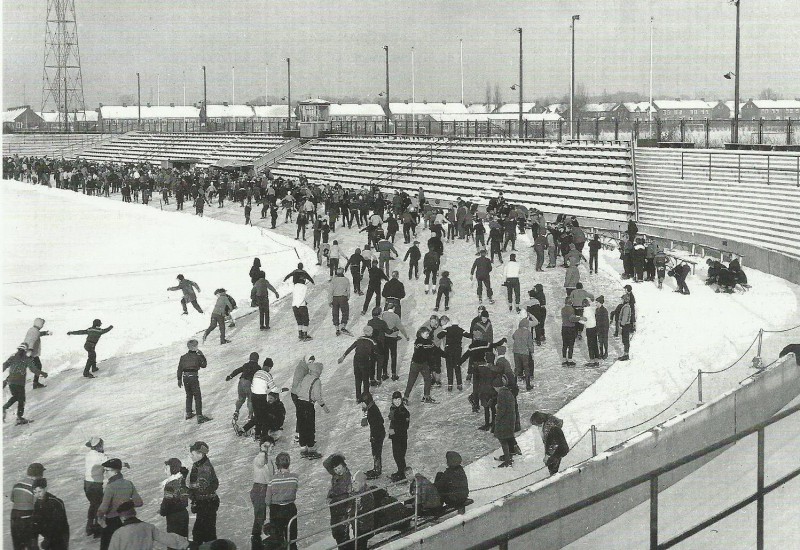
left=445, top=451, right=462, bottom=468
left=480, top=309, right=489, bottom=318
left=328, top=454, right=346, bottom=469
left=596, top=295, right=605, bottom=304
left=391, top=391, right=403, bottom=400
left=189, top=441, right=209, bottom=455
left=263, top=358, right=273, bottom=369
left=102, top=458, right=123, bottom=470
left=85, top=437, right=104, bottom=449
left=32, top=478, right=47, bottom=490
left=164, top=458, right=182, bottom=475
left=249, top=352, right=259, bottom=362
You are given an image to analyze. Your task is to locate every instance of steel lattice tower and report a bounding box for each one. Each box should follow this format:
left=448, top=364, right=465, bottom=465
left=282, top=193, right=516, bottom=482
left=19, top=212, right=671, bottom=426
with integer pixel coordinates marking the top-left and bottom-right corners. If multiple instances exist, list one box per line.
left=40, top=0, right=86, bottom=131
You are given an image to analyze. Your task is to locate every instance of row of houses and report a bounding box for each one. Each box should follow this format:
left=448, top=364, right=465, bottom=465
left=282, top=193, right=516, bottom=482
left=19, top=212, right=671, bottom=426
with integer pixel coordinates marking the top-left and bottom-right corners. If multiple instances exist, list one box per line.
left=5, top=98, right=800, bottom=132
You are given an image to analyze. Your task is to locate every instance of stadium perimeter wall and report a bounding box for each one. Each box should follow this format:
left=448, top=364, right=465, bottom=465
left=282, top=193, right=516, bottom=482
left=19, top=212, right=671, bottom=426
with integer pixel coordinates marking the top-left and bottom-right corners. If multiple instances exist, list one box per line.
left=385, top=354, right=800, bottom=550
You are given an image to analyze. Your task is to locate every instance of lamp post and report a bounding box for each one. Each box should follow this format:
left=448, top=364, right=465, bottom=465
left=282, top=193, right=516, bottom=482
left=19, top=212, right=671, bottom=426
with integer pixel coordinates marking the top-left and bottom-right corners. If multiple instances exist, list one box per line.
left=286, top=58, right=291, bottom=129
left=232, top=66, right=236, bottom=105
left=411, top=47, right=416, bottom=135
left=515, top=28, right=523, bottom=138
left=459, top=38, right=464, bottom=106
left=202, top=65, right=208, bottom=131
left=570, top=15, right=580, bottom=139
left=649, top=17, right=654, bottom=124
left=384, top=45, right=390, bottom=129
left=136, top=72, right=141, bottom=130
left=732, top=0, right=741, bottom=144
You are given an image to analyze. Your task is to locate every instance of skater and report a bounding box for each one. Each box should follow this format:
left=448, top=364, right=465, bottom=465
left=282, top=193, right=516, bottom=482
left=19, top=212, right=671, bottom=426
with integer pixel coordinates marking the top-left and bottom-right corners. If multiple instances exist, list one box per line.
left=245, top=202, right=252, bottom=225
left=264, top=452, right=299, bottom=550
left=338, top=326, right=376, bottom=402
left=286, top=264, right=315, bottom=341
left=588, top=234, right=602, bottom=274
left=583, top=298, right=600, bottom=367
left=530, top=411, right=570, bottom=475
left=360, top=392, right=386, bottom=480
left=404, top=240, right=421, bottom=280
left=493, top=376, right=517, bottom=467
left=434, top=451, right=469, bottom=507
left=673, top=262, right=691, bottom=295
left=382, top=302, right=408, bottom=381
left=528, top=284, right=547, bottom=346
left=329, top=240, right=342, bottom=277
left=422, top=246, right=440, bottom=295
left=225, top=352, right=260, bottom=422
left=345, top=248, right=367, bottom=295
left=187, top=441, right=220, bottom=547
left=251, top=272, right=279, bottom=330
left=404, top=326, right=447, bottom=404
left=564, top=260, right=579, bottom=296
left=512, top=318, right=536, bottom=390
left=107, top=500, right=187, bottom=550
left=97, top=458, right=144, bottom=550
left=262, top=390, right=287, bottom=441
left=383, top=270, right=406, bottom=318
left=560, top=297, right=585, bottom=367
left=22, top=317, right=50, bottom=389
left=595, top=296, right=610, bottom=359
left=488, top=223, right=503, bottom=263
left=504, top=254, right=521, bottom=312
left=362, top=260, right=388, bottom=314
left=250, top=439, right=275, bottom=543
left=470, top=250, right=495, bottom=304
left=618, top=294, right=633, bottom=361
left=177, top=339, right=212, bottom=424
left=84, top=437, right=115, bottom=538
left=67, top=319, right=114, bottom=378
left=533, top=231, right=547, bottom=272
left=329, top=267, right=351, bottom=336
left=240, top=358, right=278, bottom=440
left=10, top=462, right=46, bottom=549
left=437, top=316, right=470, bottom=391
left=202, top=290, right=234, bottom=345
left=654, top=249, right=668, bottom=289
left=376, top=237, right=398, bottom=276
left=159, top=458, right=190, bottom=550
left=435, top=271, right=452, bottom=311
left=368, top=307, right=391, bottom=384
left=32, top=478, right=70, bottom=550
left=3, top=343, right=48, bottom=425
left=387, top=391, right=411, bottom=482
left=295, top=357, right=331, bottom=459
left=323, top=454, right=352, bottom=547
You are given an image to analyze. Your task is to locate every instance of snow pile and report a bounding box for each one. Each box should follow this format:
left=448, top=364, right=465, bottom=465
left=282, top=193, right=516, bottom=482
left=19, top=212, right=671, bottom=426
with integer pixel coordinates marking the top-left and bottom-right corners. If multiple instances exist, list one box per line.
left=1, top=180, right=317, bottom=375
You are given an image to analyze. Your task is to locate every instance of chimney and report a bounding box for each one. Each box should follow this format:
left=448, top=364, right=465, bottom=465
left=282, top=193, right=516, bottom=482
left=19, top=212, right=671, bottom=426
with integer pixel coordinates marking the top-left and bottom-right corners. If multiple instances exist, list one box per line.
left=700, top=97, right=705, bottom=102
left=122, top=102, right=127, bottom=108
left=223, top=101, right=229, bottom=107
left=146, top=102, right=151, bottom=108
left=423, top=100, right=428, bottom=104
left=442, top=100, right=447, bottom=104
left=404, top=100, right=409, bottom=104
left=169, top=102, right=175, bottom=108
left=99, top=103, right=103, bottom=108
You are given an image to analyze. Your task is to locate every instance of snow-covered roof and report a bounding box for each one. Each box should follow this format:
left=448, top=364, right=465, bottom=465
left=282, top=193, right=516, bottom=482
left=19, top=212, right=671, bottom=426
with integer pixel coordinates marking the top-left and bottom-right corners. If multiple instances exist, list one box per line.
left=328, top=103, right=386, bottom=117
left=466, top=103, right=497, bottom=114
left=489, top=113, right=562, bottom=121
left=654, top=100, right=716, bottom=110
left=428, top=113, right=491, bottom=122
left=205, top=104, right=255, bottom=118
left=389, top=102, right=468, bottom=115
left=36, top=110, right=98, bottom=122
left=544, top=103, right=567, bottom=114
left=252, top=105, right=295, bottom=118
left=99, top=105, right=199, bottom=120
left=747, top=99, right=800, bottom=109
left=582, top=103, right=617, bottom=112
left=495, top=102, right=537, bottom=114
left=3, top=107, right=28, bottom=122
left=618, top=102, right=656, bottom=113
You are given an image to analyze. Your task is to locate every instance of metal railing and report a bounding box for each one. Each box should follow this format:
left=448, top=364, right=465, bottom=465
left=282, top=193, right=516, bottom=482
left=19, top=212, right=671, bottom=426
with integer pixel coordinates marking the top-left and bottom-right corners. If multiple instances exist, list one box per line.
left=468, top=400, right=800, bottom=550
left=675, top=150, right=800, bottom=186
left=366, top=138, right=456, bottom=189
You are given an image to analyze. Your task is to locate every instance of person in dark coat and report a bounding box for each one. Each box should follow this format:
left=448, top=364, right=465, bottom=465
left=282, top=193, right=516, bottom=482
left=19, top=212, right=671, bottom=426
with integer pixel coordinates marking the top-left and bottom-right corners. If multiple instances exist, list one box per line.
left=588, top=234, right=602, bottom=274
left=531, top=411, right=570, bottom=475
left=159, top=458, right=189, bottom=550
left=493, top=377, right=517, bottom=467
left=595, top=296, right=610, bottom=359
left=362, top=260, right=388, bottom=314
left=324, top=454, right=352, bottom=547
left=434, top=452, right=469, bottom=507
left=249, top=258, right=263, bottom=284
left=187, top=441, right=220, bottom=547
left=527, top=285, right=547, bottom=345
left=67, top=319, right=114, bottom=379
left=32, top=478, right=70, bottom=550
left=403, top=241, right=421, bottom=280
left=387, top=391, right=411, bottom=482
left=360, top=392, right=386, bottom=480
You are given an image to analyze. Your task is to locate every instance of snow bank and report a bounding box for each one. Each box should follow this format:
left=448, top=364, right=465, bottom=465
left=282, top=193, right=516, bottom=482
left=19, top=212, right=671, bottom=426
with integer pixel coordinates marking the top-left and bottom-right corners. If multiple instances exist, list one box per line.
left=1, top=180, right=317, bottom=375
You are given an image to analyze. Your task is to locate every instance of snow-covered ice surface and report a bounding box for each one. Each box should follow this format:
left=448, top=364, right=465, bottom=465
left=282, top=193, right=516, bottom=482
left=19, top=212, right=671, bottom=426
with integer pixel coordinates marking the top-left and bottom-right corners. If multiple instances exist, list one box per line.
left=3, top=179, right=799, bottom=550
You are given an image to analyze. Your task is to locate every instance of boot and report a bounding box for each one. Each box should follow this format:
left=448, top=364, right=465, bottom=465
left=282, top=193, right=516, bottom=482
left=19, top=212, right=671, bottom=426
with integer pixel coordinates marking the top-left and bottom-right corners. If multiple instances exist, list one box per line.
left=197, top=414, right=212, bottom=424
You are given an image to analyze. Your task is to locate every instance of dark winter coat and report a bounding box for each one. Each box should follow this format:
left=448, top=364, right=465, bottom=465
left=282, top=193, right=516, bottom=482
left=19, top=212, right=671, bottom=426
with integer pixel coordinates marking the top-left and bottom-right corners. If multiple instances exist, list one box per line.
left=411, top=337, right=447, bottom=366
left=32, top=493, right=70, bottom=549
left=388, top=404, right=410, bottom=439
left=423, top=251, right=440, bottom=270
left=471, top=257, right=492, bottom=279
left=177, top=350, right=207, bottom=381
left=403, top=245, right=421, bottom=263
left=264, top=398, right=286, bottom=431
left=227, top=360, right=260, bottom=381
left=494, top=386, right=516, bottom=440
left=595, top=305, right=610, bottom=333
left=383, top=279, right=406, bottom=301
left=160, top=471, right=189, bottom=516
left=434, top=465, right=469, bottom=507
left=3, top=352, right=43, bottom=386
left=410, top=474, right=441, bottom=511
left=366, top=402, right=386, bottom=441
left=188, top=456, right=219, bottom=501
left=343, top=337, right=377, bottom=368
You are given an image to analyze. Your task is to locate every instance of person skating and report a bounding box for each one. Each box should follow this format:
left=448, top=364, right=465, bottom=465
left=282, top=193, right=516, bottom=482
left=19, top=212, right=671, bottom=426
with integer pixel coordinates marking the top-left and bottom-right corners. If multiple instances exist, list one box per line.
left=583, top=298, right=600, bottom=367
left=97, top=458, right=144, bottom=550
left=492, top=376, right=517, bottom=467
left=225, top=352, right=260, bottom=422
left=588, top=234, right=602, bottom=274
left=595, top=296, right=610, bottom=359
left=9, top=462, right=46, bottom=549
left=367, top=307, right=390, bottom=384
left=487, top=222, right=503, bottom=263
left=560, top=297, right=585, bottom=367
left=251, top=272, right=279, bottom=330
left=422, top=246, right=440, bottom=295
left=260, top=391, right=287, bottom=442
left=564, top=260, right=580, bottom=297
left=201, top=290, right=233, bottom=345
left=295, top=357, right=331, bottom=459
left=67, top=319, right=114, bottom=378
left=345, top=247, right=367, bottom=295
left=623, top=284, right=637, bottom=332
left=387, top=391, right=411, bottom=482
left=376, top=236, right=399, bottom=276
left=3, top=343, right=48, bottom=424
left=618, top=294, right=633, bottom=361
left=286, top=265, right=315, bottom=341
left=470, top=250, right=495, bottom=304
left=324, top=454, right=352, bottom=547
left=527, top=284, right=547, bottom=345
left=504, top=254, right=521, bottom=312
left=359, top=391, right=386, bottom=480
left=404, top=326, right=447, bottom=404
left=436, top=316, right=470, bottom=391
left=434, top=452, right=469, bottom=507
left=404, top=240, right=421, bottom=280
left=434, top=271, right=453, bottom=312
left=31, top=478, right=70, bottom=550
left=329, top=267, right=351, bottom=336
left=177, top=339, right=212, bottom=423
left=160, top=458, right=190, bottom=550
left=512, top=318, right=536, bottom=391
left=383, top=270, right=406, bottom=317
left=382, top=302, right=408, bottom=381
left=239, top=358, right=277, bottom=439
left=250, top=439, right=275, bottom=543
left=108, top=499, right=189, bottom=550
left=339, top=326, right=377, bottom=402
left=187, top=441, right=220, bottom=547
left=654, top=249, right=668, bottom=289
left=530, top=411, right=570, bottom=475
left=22, top=317, right=50, bottom=389
left=362, top=260, right=388, bottom=314
left=264, top=452, right=298, bottom=550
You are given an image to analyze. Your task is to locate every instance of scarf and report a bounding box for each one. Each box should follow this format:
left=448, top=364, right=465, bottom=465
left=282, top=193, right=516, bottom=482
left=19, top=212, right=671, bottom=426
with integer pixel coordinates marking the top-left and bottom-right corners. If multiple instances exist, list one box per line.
left=160, top=472, right=183, bottom=489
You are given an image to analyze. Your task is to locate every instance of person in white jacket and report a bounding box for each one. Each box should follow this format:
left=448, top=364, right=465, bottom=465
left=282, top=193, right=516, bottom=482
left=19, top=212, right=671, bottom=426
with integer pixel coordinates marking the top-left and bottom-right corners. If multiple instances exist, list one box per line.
left=504, top=254, right=521, bottom=313
left=23, top=317, right=50, bottom=389
left=84, top=437, right=107, bottom=537
left=583, top=298, right=600, bottom=367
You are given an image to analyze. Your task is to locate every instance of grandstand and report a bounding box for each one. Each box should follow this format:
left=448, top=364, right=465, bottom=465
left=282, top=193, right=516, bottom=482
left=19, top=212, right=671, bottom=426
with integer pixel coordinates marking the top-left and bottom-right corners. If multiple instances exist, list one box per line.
left=2, top=133, right=110, bottom=159
left=77, top=132, right=288, bottom=167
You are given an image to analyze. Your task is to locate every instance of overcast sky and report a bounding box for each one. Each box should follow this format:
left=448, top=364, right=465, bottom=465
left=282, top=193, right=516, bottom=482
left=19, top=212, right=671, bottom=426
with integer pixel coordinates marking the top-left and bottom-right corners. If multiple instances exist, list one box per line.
left=3, top=0, right=799, bottom=110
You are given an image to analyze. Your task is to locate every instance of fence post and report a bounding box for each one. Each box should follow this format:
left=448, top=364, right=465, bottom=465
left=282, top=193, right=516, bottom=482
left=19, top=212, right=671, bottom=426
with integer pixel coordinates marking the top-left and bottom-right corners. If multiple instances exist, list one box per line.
left=697, top=370, right=703, bottom=405
left=680, top=119, right=686, bottom=143
left=655, top=118, right=661, bottom=143
left=788, top=118, right=793, bottom=147
left=595, top=118, right=600, bottom=141
left=756, top=427, right=765, bottom=550
left=591, top=425, right=597, bottom=456
left=752, top=329, right=764, bottom=369
left=614, top=118, right=619, bottom=141
left=353, top=495, right=360, bottom=547
left=650, top=476, right=659, bottom=550
left=758, top=118, right=764, bottom=144
left=413, top=486, right=419, bottom=531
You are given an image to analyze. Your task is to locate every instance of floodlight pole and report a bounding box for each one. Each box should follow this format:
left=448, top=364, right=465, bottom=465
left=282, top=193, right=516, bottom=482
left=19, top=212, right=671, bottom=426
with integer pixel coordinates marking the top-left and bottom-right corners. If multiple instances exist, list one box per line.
left=384, top=45, right=390, bottom=128
left=136, top=72, right=141, bottom=130
left=571, top=15, right=580, bottom=139
left=733, top=0, right=741, bottom=144
left=287, top=58, right=291, bottom=129
left=649, top=17, right=654, bottom=123
left=517, top=28, right=523, bottom=138
left=202, top=65, right=207, bottom=131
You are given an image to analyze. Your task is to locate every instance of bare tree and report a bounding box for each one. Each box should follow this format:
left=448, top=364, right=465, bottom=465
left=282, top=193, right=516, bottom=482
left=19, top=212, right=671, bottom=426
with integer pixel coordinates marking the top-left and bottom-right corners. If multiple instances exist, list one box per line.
left=493, top=83, right=503, bottom=111
left=118, top=94, right=136, bottom=106
left=485, top=83, right=492, bottom=111
left=758, top=88, right=780, bottom=101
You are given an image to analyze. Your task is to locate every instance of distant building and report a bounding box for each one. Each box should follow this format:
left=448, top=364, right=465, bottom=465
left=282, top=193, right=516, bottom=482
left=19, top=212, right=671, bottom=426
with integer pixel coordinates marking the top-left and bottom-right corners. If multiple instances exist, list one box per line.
left=3, top=106, right=45, bottom=132
left=740, top=99, right=800, bottom=120
left=99, top=104, right=199, bottom=121
left=652, top=99, right=717, bottom=120
left=252, top=105, right=296, bottom=122
left=205, top=103, right=254, bottom=123
left=724, top=101, right=746, bottom=119
left=494, top=102, right=538, bottom=114
left=389, top=101, right=468, bottom=122
left=579, top=103, right=617, bottom=120
left=466, top=103, right=498, bottom=114
left=328, top=103, right=386, bottom=122
left=612, top=102, right=656, bottom=122
left=544, top=104, right=568, bottom=115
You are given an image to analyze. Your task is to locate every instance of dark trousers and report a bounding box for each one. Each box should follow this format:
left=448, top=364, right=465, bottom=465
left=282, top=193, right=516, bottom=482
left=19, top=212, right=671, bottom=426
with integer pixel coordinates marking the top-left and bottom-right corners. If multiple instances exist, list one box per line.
left=296, top=399, right=316, bottom=448
left=10, top=511, right=37, bottom=550
left=181, top=297, right=203, bottom=314
left=490, top=245, right=503, bottom=263
left=598, top=327, right=609, bottom=357
left=645, top=258, right=656, bottom=280
left=203, top=314, right=226, bottom=343
left=621, top=325, right=632, bottom=355
left=403, top=223, right=413, bottom=242
left=676, top=275, right=690, bottom=294
left=84, top=481, right=104, bottom=534
left=371, top=436, right=385, bottom=467
left=476, top=276, right=493, bottom=299
left=561, top=326, right=577, bottom=359
left=100, top=516, right=122, bottom=550
left=435, top=287, right=449, bottom=308
left=408, top=261, right=419, bottom=279
left=242, top=393, right=268, bottom=439
left=445, top=348, right=463, bottom=386
left=83, top=343, right=97, bottom=376
left=165, top=509, right=189, bottom=550
left=183, top=374, right=202, bottom=415
left=505, top=278, right=520, bottom=305
left=259, top=303, right=270, bottom=329
left=32, top=357, right=43, bottom=386
left=475, top=233, right=485, bottom=250
left=250, top=483, right=268, bottom=536
left=586, top=327, right=599, bottom=360
left=354, top=365, right=371, bottom=402
left=386, top=338, right=399, bottom=375
left=351, top=268, right=362, bottom=293
left=332, top=296, right=349, bottom=327
left=534, top=248, right=545, bottom=270
left=3, top=383, right=25, bottom=417
left=392, top=434, right=408, bottom=473
left=329, top=257, right=340, bottom=276
left=363, top=284, right=381, bottom=311
left=589, top=250, right=599, bottom=272
left=296, top=225, right=306, bottom=239
left=404, top=362, right=431, bottom=398
left=424, top=268, right=438, bottom=286
left=270, top=502, right=298, bottom=550
left=192, top=497, right=219, bottom=545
